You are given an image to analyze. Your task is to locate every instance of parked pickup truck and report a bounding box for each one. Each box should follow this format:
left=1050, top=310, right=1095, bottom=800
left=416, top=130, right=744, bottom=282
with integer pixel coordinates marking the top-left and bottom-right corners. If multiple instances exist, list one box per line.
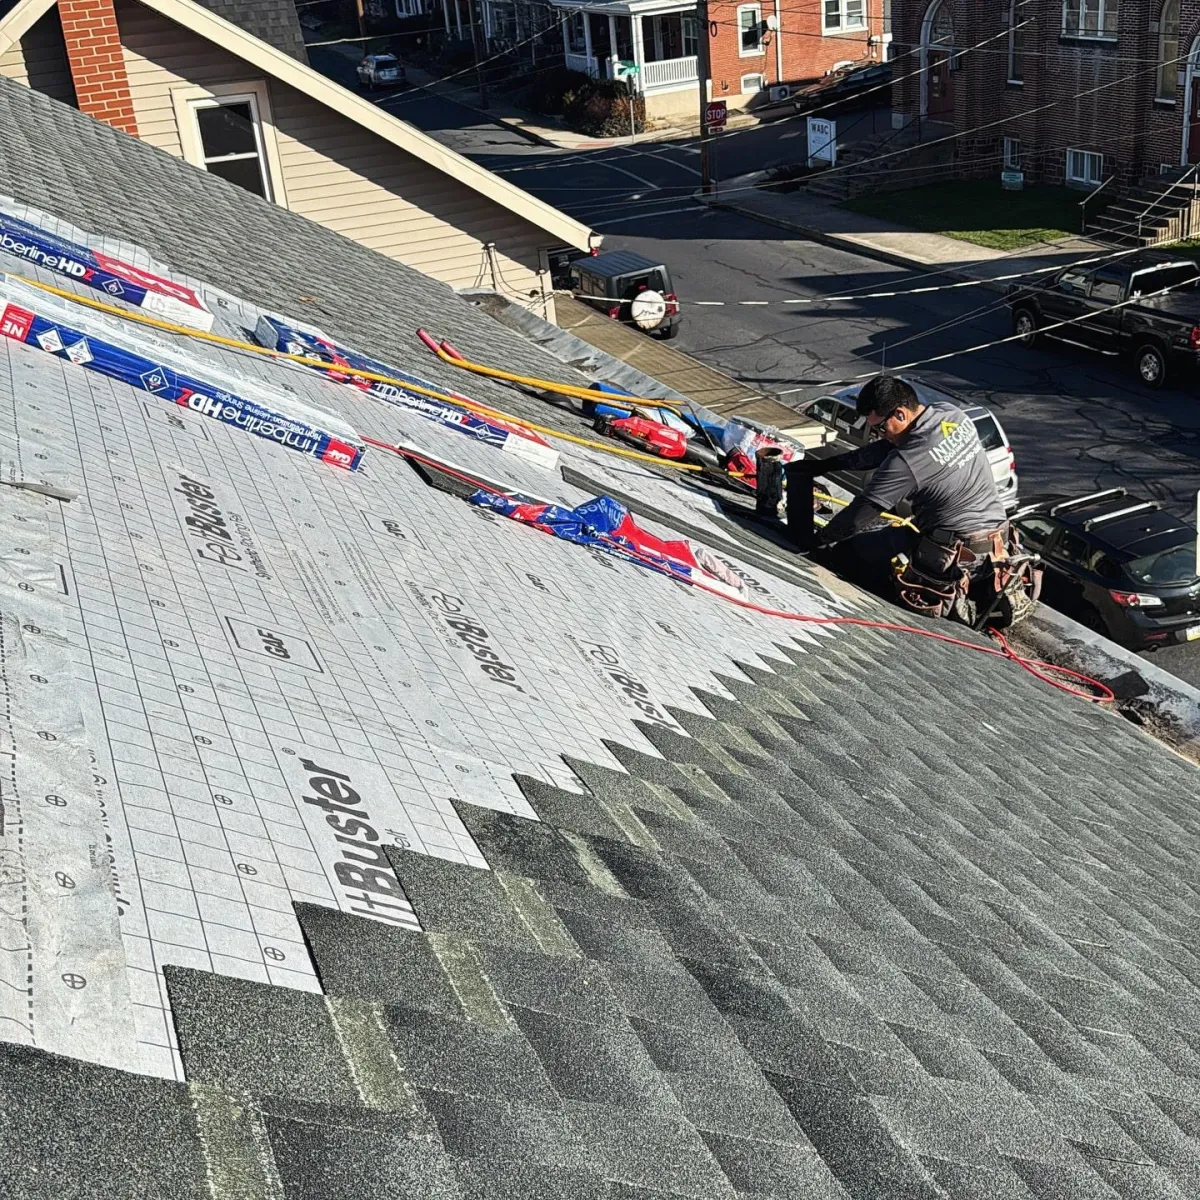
left=1007, top=251, right=1200, bottom=388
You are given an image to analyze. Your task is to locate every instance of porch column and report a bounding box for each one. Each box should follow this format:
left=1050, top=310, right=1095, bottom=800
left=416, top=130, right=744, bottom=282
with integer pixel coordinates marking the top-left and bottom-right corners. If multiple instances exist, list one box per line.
left=583, top=11, right=593, bottom=63
left=608, top=13, right=618, bottom=78
left=441, top=0, right=451, bottom=35
left=631, top=14, right=646, bottom=92
left=454, top=0, right=464, bottom=37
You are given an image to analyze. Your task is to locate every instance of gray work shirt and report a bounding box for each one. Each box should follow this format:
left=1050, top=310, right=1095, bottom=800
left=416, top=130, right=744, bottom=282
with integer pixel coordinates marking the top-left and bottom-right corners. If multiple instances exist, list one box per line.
left=835, top=401, right=1008, bottom=536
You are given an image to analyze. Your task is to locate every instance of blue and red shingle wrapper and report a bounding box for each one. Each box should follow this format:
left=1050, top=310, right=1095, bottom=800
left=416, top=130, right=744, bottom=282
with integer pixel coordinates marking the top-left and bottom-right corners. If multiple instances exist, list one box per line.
left=0, top=204, right=214, bottom=331
left=0, top=275, right=365, bottom=470
left=254, top=315, right=559, bottom=471
left=472, top=491, right=749, bottom=597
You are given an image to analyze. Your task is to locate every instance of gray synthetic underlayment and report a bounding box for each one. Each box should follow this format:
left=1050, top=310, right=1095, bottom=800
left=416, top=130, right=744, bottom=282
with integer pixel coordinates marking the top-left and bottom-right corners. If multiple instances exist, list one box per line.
left=0, top=208, right=848, bottom=1078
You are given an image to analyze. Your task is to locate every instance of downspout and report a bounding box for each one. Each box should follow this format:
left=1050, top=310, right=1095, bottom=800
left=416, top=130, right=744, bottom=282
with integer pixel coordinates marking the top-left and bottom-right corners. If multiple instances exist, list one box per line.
left=773, top=0, right=783, bottom=85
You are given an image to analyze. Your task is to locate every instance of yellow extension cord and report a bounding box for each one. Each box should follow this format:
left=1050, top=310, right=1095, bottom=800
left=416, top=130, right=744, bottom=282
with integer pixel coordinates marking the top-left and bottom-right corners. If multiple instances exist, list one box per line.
left=16, top=277, right=702, bottom=473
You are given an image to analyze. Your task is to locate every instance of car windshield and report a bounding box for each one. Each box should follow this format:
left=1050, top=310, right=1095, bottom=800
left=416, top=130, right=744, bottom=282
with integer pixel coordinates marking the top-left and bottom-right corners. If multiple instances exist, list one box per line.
left=969, top=413, right=1004, bottom=452
left=1125, top=543, right=1197, bottom=586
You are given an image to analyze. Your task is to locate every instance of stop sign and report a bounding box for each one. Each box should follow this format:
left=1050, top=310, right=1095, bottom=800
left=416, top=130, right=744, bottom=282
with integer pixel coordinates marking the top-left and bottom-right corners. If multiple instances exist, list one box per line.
left=704, top=100, right=727, bottom=130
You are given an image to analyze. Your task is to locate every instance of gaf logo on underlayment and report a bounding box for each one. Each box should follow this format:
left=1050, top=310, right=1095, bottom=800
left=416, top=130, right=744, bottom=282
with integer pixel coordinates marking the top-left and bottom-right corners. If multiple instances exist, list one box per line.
left=223, top=615, right=323, bottom=673
left=359, top=508, right=426, bottom=551
left=171, top=473, right=271, bottom=580
left=566, top=634, right=676, bottom=728
left=406, top=582, right=530, bottom=696
left=505, top=561, right=564, bottom=601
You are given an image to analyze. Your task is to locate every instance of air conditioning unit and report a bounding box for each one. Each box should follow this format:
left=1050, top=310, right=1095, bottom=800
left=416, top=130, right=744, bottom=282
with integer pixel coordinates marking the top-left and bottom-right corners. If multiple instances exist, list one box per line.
left=769, top=84, right=791, bottom=103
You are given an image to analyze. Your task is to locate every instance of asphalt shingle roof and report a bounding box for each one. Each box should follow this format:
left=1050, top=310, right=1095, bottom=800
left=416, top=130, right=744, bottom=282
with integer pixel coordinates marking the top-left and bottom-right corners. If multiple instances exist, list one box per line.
left=0, top=65, right=1198, bottom=1200
left=192, top=0, right=310, bottom=60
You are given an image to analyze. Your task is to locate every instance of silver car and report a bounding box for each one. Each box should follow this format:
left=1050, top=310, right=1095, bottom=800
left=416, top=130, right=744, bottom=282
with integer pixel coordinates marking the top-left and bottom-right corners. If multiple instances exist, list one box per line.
left=357, top=54, right=406, bottom=90
left=798, top=382, right=1020, bottom=514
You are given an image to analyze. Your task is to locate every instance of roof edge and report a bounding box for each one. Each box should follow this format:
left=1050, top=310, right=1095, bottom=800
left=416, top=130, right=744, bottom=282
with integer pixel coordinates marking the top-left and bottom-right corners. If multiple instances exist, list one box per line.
left=0, top=0, right=57, bottom=57
left=16, top=0, right=595, bottom=251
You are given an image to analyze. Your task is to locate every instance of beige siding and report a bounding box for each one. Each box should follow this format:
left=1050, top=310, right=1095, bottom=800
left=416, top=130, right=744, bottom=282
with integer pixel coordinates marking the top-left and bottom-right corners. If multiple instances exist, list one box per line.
left=114, top=0, right=554, bottom=297
left=0, top=11, right=76, bottom=106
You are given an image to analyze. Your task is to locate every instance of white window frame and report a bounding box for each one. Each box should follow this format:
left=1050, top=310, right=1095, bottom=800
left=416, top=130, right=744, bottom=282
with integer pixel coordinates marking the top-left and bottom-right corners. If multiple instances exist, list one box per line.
left=1061, top=0, right=1119, bottom=41
left=737, top=4, right=764, bottom=56
left=682, top=14, right=698, bottom=57
left=741, top=72, right=765, bottom=93
left=395, top=0, right=426, bottom=16
left=1066, top=147, right=1104, bottom=185
left=823, top=0, right=866, bottom=34
left=171, top=80, right=286, bottom=206
left=1003, top=136, right=1021, bottom=170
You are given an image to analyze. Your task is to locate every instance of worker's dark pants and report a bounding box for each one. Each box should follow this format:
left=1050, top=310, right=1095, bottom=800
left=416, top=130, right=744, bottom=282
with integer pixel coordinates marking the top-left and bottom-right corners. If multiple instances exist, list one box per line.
left=815, top=524, right=916, bottom=594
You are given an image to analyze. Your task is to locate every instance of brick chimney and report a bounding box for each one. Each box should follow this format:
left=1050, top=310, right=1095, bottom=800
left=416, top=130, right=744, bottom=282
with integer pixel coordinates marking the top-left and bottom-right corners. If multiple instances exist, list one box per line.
left=57, top=0, right=139, bottom=137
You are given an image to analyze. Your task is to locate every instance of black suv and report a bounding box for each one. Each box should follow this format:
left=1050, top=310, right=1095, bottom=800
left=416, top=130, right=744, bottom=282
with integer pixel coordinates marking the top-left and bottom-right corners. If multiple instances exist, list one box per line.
left=1012, top=488, right=1200, bottom=647
left=568, top=250, right=681, bottom=339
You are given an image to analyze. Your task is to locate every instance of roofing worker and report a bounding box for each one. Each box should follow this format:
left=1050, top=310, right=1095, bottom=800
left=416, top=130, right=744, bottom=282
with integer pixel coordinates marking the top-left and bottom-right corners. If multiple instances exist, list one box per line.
left=789, top=375, right=1028, bottom=626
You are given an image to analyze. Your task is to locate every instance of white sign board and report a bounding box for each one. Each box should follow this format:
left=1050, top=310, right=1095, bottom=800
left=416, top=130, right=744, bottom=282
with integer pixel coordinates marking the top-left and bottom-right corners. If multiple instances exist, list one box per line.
left=806, top=116, right=837, bottom=168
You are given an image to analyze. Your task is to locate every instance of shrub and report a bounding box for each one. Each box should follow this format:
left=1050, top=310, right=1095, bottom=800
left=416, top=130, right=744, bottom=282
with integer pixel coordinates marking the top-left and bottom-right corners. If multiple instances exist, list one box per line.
left=525, top=65, right=588, bottom=116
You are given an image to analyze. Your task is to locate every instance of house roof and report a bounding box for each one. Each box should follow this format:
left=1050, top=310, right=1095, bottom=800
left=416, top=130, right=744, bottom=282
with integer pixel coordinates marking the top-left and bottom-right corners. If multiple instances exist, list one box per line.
left=1, top=69, right=1200, bottom=1200
left=191, top=0, right=308, bottom=61
left=0, top=0, right=596, bottom=252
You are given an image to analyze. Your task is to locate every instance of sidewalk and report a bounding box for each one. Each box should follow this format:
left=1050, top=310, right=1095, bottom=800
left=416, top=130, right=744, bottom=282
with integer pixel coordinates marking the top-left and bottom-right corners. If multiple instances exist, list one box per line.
left=700, top=172, right=1107, bottom=290
left=399, top=62, right=763, bottom=151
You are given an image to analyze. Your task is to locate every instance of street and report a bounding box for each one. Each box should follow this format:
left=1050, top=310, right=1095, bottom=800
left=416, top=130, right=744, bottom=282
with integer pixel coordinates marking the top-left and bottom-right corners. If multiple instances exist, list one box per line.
left=316, top=55, right=1200, bottom=683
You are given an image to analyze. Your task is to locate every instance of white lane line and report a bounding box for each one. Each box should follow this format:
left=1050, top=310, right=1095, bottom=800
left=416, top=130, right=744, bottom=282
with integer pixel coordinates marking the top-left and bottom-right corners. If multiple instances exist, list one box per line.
left=780, top=131, right=802, bottom=140
left=599, top=162, right=662, bottom=190
left=626, top=147, right=702, bottom=178
left=587, top=204, right=706, bottom=227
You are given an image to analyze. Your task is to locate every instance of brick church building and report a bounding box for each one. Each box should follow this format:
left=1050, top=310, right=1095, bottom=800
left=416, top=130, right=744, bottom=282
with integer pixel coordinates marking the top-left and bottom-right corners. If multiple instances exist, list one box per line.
left=892, top=0, right=1200, bottom=187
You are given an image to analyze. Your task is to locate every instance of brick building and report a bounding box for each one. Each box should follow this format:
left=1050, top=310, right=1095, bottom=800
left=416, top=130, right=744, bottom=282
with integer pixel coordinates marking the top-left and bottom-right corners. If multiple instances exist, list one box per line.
left=549, top=0, right=890, bottom=123
left=893, top=0, right=1200, bottom=188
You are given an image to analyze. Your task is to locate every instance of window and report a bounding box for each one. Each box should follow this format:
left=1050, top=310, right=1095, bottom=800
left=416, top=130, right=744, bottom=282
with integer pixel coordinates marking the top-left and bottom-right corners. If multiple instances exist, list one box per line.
left=1007, top=0, right=1024, bottom=82
left=1059, top=267, right=1091, bottom=295
left=741, top=72, right=765, bottom=93
left=395, top=0, right=426, bottom=15
left=1003, top=136, right=1021, bottom=169
left=1061, top=0, right=1119, bottom=40
left=1051, top=530, right=1092, bottom=566
left=566, top=12, right=587, bottom=53
left=1157, top=0, right=1179, bottom=101
left=1016, top=517, right=1058, bottom=551
left=682, top=14, right=698, bottom=56
left=1090, top=268, right=1124, bottom=303
left=823, top=0, right=866, bottom=33
left=738, top=4, right=763, bottom=55
left=1066, top=147, right=1103, bottom=185
left=190, top=96, right=271, bottom=199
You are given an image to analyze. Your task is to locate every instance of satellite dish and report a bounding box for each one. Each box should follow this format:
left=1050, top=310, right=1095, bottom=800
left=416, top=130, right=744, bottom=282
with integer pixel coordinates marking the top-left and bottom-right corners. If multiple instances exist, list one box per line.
left=630, top=290, right=667, bottom=330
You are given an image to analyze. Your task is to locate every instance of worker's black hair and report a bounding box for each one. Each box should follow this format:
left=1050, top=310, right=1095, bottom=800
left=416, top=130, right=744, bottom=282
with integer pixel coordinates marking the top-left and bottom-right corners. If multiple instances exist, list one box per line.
left=856, top=375, right=920, bottom=418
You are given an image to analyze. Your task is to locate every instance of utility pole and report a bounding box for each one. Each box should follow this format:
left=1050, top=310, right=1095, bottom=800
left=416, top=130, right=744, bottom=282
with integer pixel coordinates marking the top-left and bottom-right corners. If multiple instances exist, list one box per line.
left=696, top=0, right=713, bottom=194
left=471, top=0, right=489, bottom=109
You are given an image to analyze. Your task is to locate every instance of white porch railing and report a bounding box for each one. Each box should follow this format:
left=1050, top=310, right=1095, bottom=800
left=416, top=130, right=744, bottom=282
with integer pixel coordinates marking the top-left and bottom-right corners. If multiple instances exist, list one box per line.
left=642, top=55, right=697, bottom=89
left=565, top=51, right=599, bottom=77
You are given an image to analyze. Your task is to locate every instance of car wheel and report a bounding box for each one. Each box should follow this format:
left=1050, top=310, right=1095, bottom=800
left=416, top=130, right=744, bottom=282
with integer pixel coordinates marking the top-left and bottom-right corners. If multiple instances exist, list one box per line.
left=1135, top=342, right=1168, bottom=389
left=657, top=323, right=680, bottom=341
left=1012, top=307, right=1039, bottom=346
left=1079, top=605, right=1108, bottom=635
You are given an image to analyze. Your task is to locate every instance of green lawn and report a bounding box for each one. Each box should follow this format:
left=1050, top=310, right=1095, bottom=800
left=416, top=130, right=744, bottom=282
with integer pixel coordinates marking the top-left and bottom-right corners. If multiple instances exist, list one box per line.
left=844, top=180, right=1085, bottom=251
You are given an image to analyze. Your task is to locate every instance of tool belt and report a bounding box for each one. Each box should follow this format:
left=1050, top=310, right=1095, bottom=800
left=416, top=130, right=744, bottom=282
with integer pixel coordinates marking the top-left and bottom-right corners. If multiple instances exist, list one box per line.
left=893, top=523, right=1012, bottom=622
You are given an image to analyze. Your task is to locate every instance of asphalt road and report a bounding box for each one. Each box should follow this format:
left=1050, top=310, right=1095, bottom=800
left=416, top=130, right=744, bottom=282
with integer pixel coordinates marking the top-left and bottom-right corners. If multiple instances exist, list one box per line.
left=315, top=58, right=1200, bottom=685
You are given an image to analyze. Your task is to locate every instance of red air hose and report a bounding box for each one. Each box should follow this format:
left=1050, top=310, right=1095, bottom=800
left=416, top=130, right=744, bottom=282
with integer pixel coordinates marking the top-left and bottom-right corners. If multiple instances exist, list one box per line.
left=367, top=438, right=1115, bottom=705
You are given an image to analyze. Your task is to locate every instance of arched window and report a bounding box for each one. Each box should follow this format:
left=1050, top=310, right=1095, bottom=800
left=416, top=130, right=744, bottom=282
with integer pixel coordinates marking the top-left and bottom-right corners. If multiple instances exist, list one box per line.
left=1158, top=0, right=1180, bottom=100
